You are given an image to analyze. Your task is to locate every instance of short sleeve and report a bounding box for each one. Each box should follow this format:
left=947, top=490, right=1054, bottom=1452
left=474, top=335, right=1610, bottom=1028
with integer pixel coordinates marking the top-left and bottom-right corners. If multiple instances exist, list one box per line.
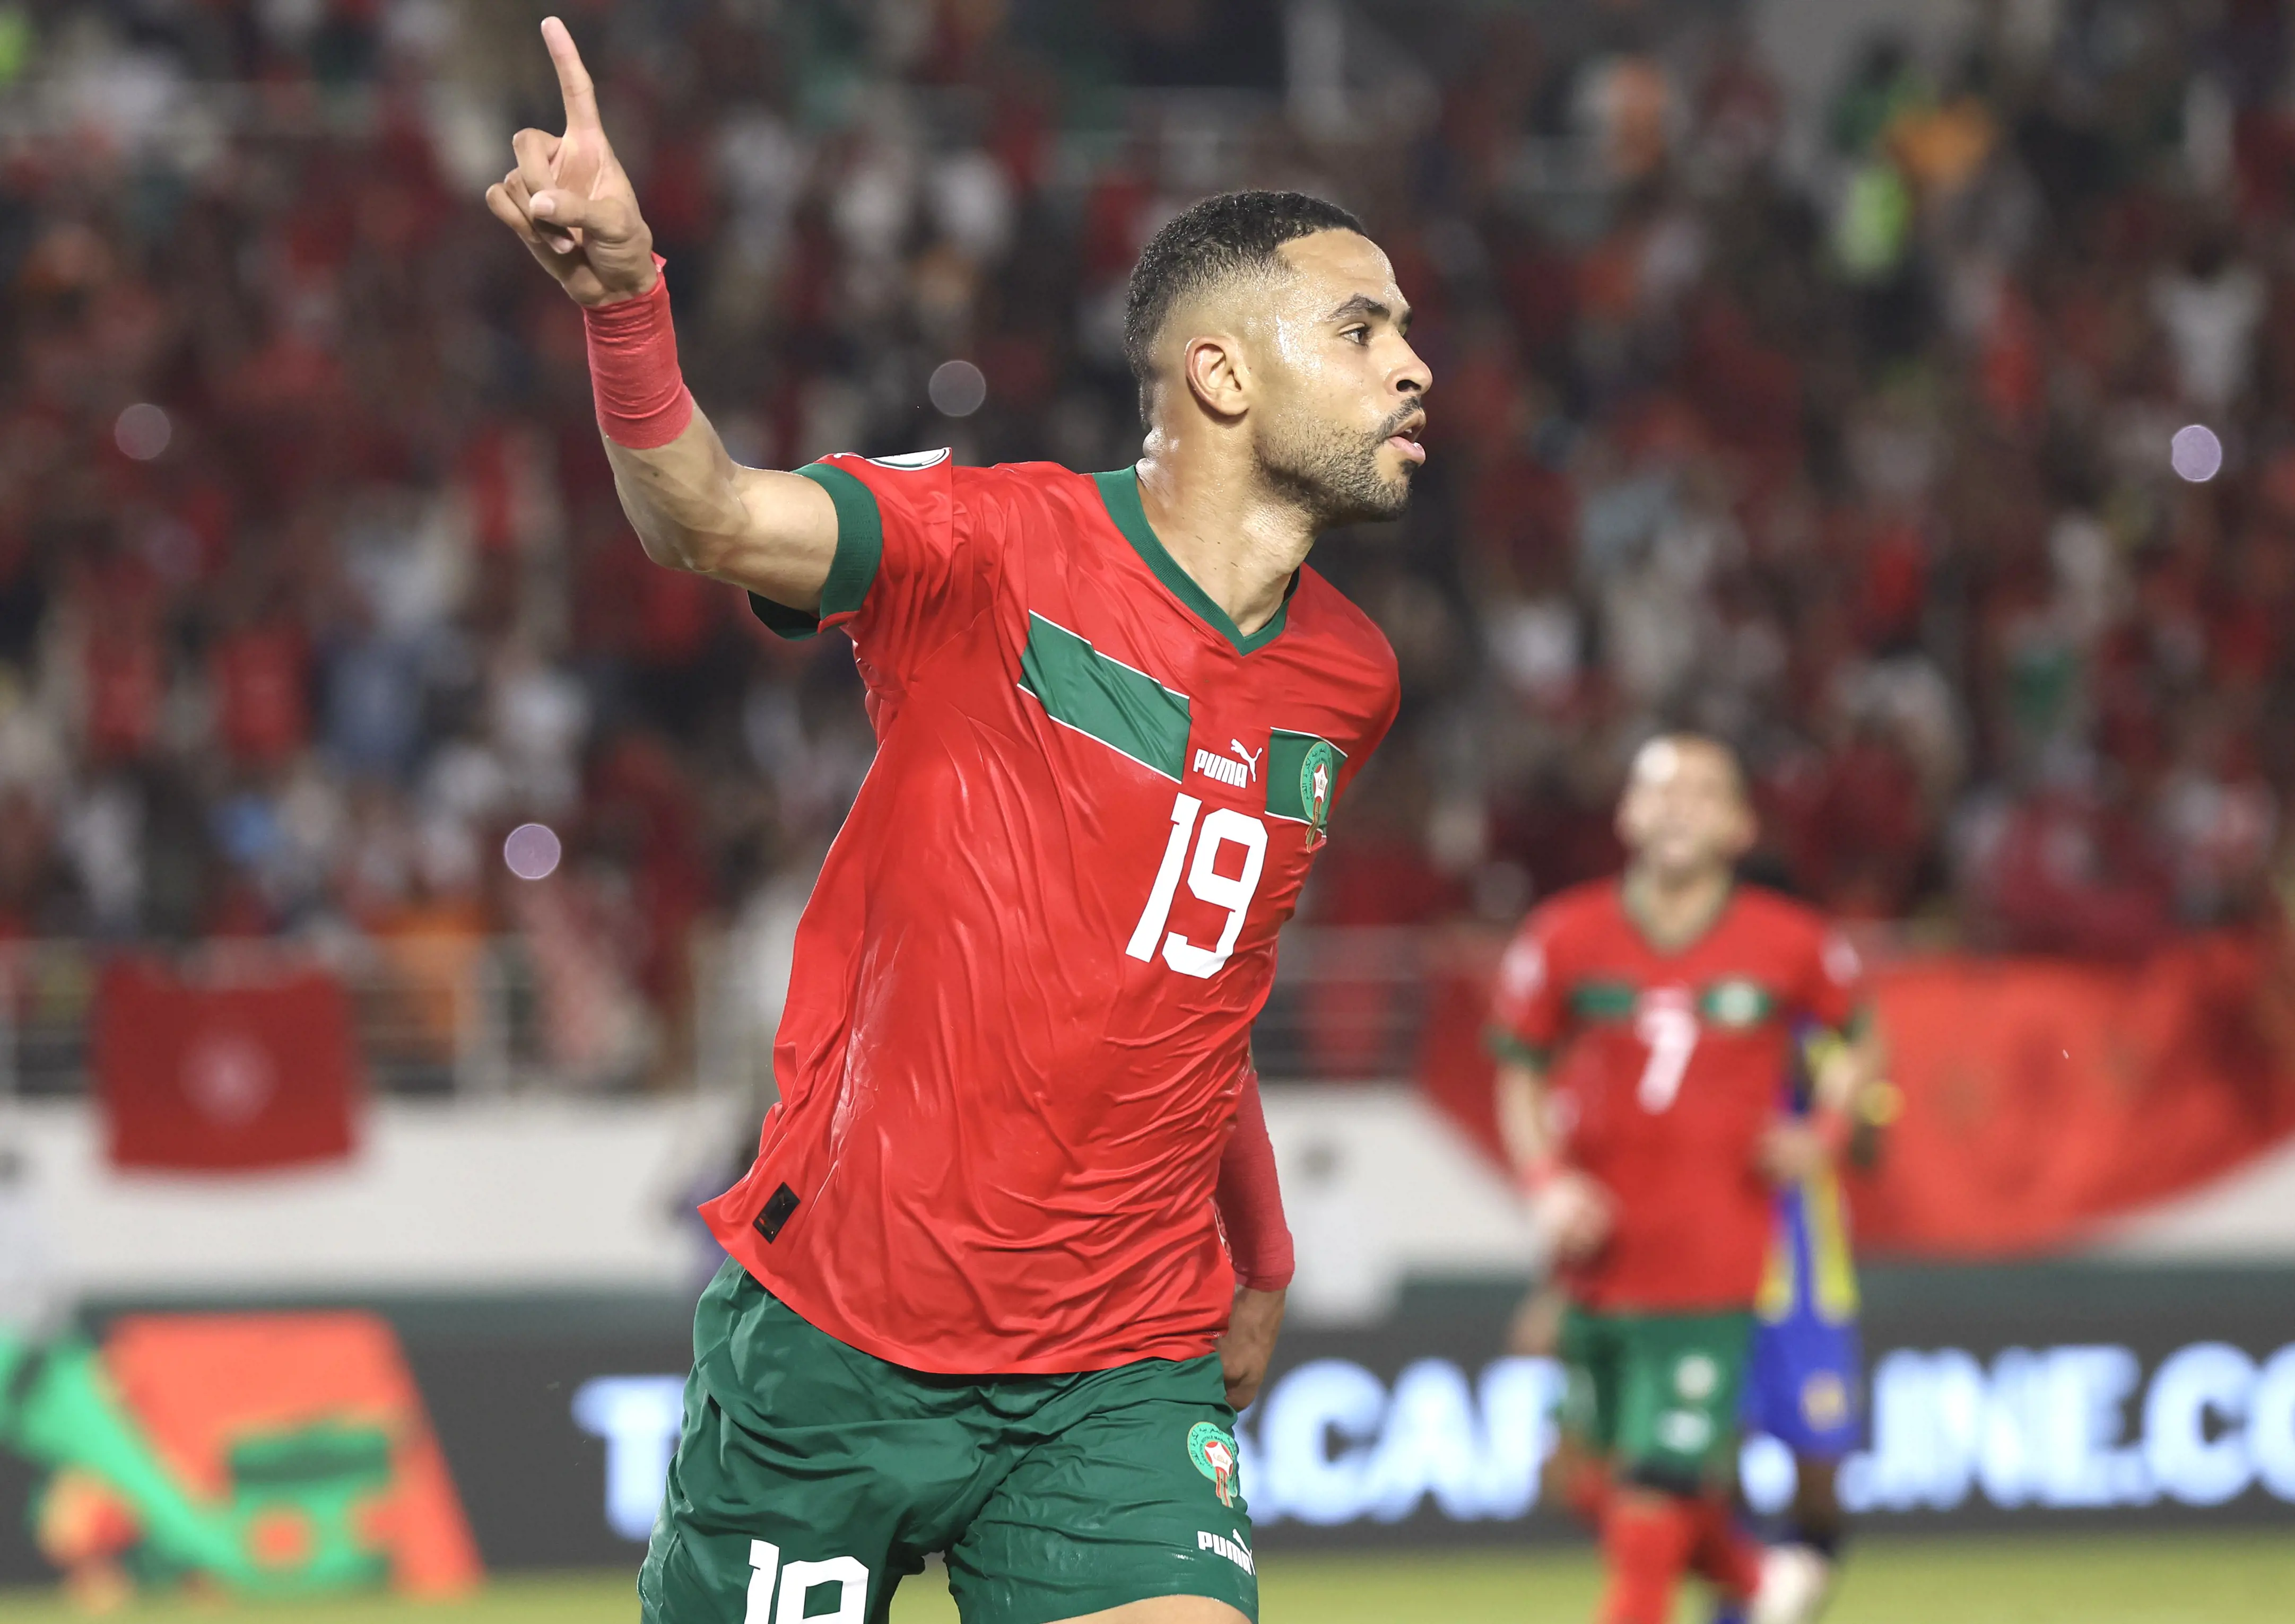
left=747, top=451, right=999, bottom=676
left=1487, top=911, right=1568, bottom=1065
left=1801, top=923, right=1867, bottom=1034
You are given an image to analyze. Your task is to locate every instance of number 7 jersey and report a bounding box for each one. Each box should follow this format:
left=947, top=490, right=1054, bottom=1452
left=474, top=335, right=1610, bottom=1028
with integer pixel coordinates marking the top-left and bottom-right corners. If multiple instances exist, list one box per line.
left=702, top=454, right=1400, bottom=1374
left=1486, top=881, right=1867, bottom=1314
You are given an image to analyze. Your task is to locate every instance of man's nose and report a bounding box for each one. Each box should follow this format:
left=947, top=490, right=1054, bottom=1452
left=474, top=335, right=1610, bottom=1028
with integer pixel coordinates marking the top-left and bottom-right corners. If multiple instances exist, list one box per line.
left=1396, top=342, right=1431, bottom=398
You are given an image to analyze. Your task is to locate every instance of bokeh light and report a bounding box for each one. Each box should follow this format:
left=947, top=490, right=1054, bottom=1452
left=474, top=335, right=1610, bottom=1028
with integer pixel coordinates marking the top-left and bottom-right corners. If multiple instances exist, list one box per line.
left=115, top=403, right=171, bottom=461
left=928, top=359, right=987, bottom=417
left=2172, top=423, right=2223, bottom=483
left=502, top=822, right=562, bottom=881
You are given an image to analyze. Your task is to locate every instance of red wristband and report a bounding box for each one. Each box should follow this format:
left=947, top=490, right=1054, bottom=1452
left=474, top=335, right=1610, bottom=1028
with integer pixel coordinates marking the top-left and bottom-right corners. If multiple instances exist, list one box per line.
left=1813, top=1108, right=1854, bottom=1158
left=1517, top=1154, right=1563, bottom=1197
left=583, top=256, right=695, bottom=449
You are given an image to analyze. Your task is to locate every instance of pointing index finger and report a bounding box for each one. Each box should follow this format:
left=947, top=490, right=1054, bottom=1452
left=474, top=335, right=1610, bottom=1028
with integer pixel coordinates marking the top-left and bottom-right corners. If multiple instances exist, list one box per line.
left=541, top=16, right=602, bottom=134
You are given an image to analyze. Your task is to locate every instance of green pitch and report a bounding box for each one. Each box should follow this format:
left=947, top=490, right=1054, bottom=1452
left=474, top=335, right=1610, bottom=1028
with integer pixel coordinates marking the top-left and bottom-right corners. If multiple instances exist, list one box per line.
left=1, top=1532, right=2289, bottom=1622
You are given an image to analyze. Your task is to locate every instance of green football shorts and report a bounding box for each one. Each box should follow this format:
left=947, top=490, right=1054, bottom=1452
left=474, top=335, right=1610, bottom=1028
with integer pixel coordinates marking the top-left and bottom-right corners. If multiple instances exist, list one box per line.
left=638, top=1259, right=1258, bottom=1624
left=1557, top=1305, right=1755, bottom=1494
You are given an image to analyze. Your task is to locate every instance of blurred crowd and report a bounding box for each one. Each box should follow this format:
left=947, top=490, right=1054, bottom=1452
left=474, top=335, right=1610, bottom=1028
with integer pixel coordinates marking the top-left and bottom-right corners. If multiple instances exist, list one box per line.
left=4, top=0, right=2295, bottom=1082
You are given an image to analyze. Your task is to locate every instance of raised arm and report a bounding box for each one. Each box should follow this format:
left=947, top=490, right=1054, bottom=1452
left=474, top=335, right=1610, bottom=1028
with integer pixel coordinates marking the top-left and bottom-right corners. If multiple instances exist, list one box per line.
left=482, top=18, right=835, bottom=610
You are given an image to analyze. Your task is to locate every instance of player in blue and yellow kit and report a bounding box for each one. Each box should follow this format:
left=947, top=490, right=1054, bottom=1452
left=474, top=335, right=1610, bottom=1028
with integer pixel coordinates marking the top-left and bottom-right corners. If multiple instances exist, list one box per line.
left=1715, top=1026, right=1894, bottom=1624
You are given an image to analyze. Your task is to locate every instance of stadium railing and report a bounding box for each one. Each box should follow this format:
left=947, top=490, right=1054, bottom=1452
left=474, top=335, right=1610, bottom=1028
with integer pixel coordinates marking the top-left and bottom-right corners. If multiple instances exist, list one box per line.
left=0, top=937, right=541, bottom=1100
left=0, top=925, right=1468, bottom=1100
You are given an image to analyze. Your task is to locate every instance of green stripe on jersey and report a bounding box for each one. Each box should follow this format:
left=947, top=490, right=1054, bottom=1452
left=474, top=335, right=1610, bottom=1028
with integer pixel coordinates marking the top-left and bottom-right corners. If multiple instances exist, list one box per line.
left=1018, top=612, right=1191, bottom=780
left=1266, top=729, right=1345, bottom=828
left=1570, top=981, right=1639, bottom=1022
left=746, top=462, right=885, bottom=640
left=1486, top=1028, right=1552, bottom=1068
left=799, top=463, right=885, bottom=621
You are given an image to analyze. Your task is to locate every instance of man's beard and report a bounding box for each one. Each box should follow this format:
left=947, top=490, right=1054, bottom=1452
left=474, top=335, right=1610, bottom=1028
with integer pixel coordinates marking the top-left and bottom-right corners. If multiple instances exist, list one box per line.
left=1254, top=403, right=1420, bottom=528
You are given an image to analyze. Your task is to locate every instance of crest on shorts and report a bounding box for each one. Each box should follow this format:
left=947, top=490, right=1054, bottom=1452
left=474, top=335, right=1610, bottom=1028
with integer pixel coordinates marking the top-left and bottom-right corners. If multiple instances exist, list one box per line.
left=1674, top=1353, right=1719, bottom=1400
left=1801, top=1371, right=1851, bottom=1430
left=1187, top=1421, right=1240, bottom=1508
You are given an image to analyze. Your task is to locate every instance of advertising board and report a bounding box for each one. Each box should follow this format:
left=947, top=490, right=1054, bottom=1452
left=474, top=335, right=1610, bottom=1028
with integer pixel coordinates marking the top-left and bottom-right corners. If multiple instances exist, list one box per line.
left=2, top=1265, right=2290, bottom=1590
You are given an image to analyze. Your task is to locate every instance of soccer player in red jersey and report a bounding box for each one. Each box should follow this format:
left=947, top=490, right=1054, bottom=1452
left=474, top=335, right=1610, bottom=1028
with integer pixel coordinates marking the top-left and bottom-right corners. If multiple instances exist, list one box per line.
left=1488, top=736, right=1880, bottom=1624
left=486, top=19, right=1423, bottom=1624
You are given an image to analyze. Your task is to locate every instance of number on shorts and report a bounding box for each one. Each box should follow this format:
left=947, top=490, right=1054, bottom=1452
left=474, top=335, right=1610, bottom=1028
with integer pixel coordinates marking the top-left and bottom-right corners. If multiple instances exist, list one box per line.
left=747, top=1541, right=868, bottom=1624
left=1633, top=997, right=1699, bottom=1112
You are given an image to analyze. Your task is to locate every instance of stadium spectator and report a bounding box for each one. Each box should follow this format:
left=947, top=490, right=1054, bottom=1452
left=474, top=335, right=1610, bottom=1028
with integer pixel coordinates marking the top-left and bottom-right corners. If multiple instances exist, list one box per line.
left=4, top=1, right=2294, bottom=1081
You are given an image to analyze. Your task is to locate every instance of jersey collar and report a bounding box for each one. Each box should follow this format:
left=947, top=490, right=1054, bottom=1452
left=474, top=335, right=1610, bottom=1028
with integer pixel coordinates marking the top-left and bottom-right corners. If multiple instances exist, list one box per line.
left=1619, top=871, right=1736, bottom=957
left=1092, top=467, right=1296, bottom=654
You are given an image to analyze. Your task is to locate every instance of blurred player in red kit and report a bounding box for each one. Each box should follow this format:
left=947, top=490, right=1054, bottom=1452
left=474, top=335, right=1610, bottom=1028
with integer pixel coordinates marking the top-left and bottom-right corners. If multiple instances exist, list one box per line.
left=1488, top=736, right=1880, bottom=1624
left=486, top=18, right=1426, bottom=1623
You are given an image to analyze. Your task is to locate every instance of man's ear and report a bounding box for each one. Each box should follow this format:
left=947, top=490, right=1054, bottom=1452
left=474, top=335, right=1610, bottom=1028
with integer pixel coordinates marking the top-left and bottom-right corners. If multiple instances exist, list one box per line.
left=1183, top=333, right=1250, bottom=421
left=1732, top=804, right=1760, bottom=857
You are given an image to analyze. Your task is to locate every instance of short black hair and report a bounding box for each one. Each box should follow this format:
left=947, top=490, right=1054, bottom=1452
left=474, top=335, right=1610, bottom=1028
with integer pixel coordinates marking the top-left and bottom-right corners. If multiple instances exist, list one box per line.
left=1123, top=189, right=1365, bottom=417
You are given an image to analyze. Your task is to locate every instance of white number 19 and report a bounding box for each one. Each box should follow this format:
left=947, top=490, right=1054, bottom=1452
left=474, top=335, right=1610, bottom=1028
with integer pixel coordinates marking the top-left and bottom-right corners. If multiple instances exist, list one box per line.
left=1126, top=793, right=1268, bottom=979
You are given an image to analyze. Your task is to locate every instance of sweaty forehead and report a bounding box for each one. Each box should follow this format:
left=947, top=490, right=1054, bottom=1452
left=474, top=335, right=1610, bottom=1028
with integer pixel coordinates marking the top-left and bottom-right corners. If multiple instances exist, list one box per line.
left=1272, top=229, right=1399, bottom=311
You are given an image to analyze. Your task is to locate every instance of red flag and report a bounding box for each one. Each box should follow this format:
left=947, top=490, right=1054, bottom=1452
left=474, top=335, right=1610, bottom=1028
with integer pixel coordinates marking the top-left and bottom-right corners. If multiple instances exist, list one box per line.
left=1416, top=928, right=2295, bottom=1258
left=96, top=959, right=362, bottom=1172
left=1848, top=935, right=2295, bottom=1255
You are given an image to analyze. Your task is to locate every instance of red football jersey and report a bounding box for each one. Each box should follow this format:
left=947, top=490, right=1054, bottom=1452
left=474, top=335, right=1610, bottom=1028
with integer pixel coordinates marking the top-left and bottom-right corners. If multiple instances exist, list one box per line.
left=1488, top=881, right=1865, bottom=1312
left=702, top=455, right=1399, bottom=1373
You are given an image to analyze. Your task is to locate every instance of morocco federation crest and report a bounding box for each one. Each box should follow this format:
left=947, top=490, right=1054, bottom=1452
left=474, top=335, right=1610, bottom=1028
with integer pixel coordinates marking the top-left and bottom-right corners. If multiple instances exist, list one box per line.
left=1267, top=729, right=1346, bottom=850
left=1188, top=1421, right=1240, bottom=1508
left=1300, top=740, right=1336, bottom=834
